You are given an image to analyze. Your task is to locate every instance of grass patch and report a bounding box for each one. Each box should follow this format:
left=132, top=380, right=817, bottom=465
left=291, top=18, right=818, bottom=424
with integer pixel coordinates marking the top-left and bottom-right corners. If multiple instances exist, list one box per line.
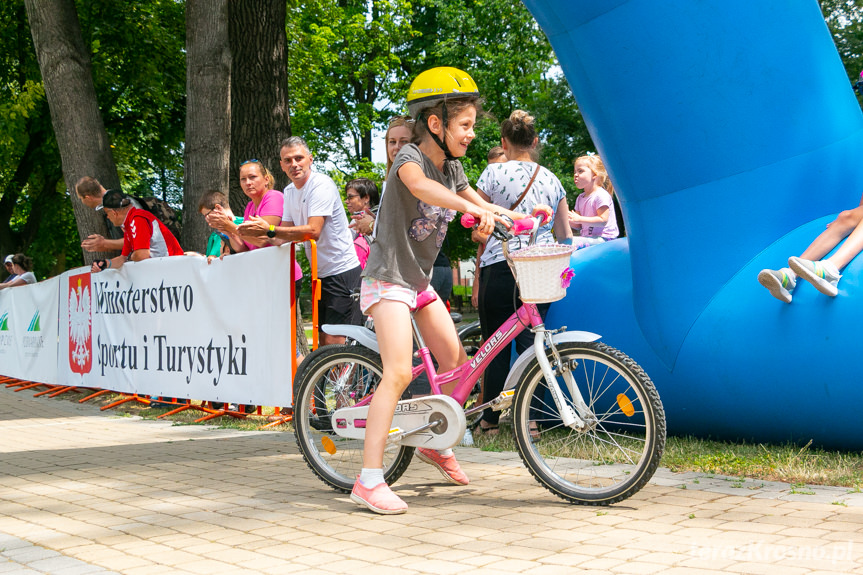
left=662, top=436, right=863, bottom=489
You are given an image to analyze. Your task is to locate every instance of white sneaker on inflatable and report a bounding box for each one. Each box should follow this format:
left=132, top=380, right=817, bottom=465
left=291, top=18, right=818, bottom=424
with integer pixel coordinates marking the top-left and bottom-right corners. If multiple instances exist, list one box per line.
left=788, top=257, right=840, bottom=297
left=757, top=268, right=796, bottom=303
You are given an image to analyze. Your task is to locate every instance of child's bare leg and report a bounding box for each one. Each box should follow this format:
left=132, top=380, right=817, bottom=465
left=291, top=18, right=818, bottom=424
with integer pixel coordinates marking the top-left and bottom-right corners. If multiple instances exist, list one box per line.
left=362, top=299, right=414, bottom=469
left=799, top=206, right=863, bottom=261
left=825, top=213, right=863, bottom=271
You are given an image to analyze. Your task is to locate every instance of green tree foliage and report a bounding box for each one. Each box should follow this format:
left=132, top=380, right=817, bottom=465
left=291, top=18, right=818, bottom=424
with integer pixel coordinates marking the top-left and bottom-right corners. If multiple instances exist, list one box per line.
left=78, top=0, right=185, bottom=202
left=287, top=0, right=416, bottom=169
left=0, top=1, right=75, bottom=278
left=821, top=0, right=863, bottom=106
left=0, top=0, right=184, bottom=278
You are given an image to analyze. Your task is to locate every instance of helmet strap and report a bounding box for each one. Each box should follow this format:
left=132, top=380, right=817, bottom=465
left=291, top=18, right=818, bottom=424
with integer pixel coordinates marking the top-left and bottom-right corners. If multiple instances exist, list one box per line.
left=421, top=101, right=456, bottom=161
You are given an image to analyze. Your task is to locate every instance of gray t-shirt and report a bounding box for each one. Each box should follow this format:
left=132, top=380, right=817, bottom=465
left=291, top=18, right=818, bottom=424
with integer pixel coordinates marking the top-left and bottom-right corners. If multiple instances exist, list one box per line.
left=363, top=144, right=468, bottom=291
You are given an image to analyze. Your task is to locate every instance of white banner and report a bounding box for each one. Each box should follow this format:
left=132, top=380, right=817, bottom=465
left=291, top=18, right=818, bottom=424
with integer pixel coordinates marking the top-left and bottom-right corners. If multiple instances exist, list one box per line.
left=0, top=276, right=60, bottom=384
left=56, top=245, right=296, bottom=406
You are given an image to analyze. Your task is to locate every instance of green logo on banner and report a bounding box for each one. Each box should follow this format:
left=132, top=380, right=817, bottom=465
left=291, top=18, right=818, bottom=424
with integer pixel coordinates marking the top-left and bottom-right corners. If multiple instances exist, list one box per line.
left=27, top=310, right=40, bottom=332
left=0, top=311, right=8, bottom=331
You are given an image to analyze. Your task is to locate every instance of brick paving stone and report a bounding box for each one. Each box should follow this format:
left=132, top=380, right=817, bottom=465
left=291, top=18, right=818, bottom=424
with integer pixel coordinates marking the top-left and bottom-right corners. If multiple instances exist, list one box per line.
left=676, top=556, right=738, bottom=571
left=658, top=569, right=735, bottom=575
left=176, top=560, right=238, bottom=575
left=525, top=565, right=588, bottom=575
left=811, top=520, right=863, bottom=532
left=610, top=562, right=671, bottom=574
left=3, top=544, right=62, bottom=563
left=822, top=531, right=863, bottom=543
left=577, top=557, right=627, bottom=571
left=603, top=548, right=649, bottom=562
left=724, top=562, right=810, bottom=574
left=256, top=543, right=312, bottom=560
left=397, top=558, right=471, bottom=575
left=88, top=554, right=152, bottom=571
left=51, top=563, right=115, bottom=575
left=121, top=566, right=188, bottom=575
left=712, top=520, right=787, bottom=535
left=424, top=548, right=482, bottom=563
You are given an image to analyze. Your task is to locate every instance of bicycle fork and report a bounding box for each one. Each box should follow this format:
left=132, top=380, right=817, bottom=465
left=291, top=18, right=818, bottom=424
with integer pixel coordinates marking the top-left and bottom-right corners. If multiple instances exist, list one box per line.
left=534, top=329, right=595, bottom=430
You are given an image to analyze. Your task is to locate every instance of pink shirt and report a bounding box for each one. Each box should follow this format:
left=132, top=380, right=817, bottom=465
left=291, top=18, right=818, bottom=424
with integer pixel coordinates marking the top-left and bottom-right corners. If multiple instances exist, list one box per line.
left=573, top=187, right=619, bottom=240
left=244, top=189, right=303, bottom=280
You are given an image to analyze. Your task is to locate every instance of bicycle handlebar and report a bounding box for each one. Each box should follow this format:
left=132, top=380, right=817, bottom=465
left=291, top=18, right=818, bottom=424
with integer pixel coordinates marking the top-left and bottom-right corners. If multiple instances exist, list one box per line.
left=460, top=213, right=545, bottom=235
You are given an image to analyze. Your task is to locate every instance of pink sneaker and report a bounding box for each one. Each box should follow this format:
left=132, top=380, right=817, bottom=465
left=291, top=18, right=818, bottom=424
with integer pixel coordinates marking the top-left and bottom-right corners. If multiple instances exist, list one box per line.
left=350, top=478, right=408, bottom=514
left=416, top=448, right=470, bottom=485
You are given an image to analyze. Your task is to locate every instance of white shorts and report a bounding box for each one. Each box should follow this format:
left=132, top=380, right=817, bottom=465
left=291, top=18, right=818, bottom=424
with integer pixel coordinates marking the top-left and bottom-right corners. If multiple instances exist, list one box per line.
left=359, top=276, right=434, bottom=314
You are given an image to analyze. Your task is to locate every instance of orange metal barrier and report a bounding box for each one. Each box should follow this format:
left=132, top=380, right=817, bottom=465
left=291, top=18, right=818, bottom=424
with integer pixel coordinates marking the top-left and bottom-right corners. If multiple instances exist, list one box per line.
left=310, top=239, right=320, bottom=351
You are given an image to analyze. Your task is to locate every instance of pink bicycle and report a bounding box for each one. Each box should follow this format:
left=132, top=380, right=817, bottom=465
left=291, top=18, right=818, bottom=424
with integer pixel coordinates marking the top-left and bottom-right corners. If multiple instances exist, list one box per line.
left=293, top=215, right=665, bottom=505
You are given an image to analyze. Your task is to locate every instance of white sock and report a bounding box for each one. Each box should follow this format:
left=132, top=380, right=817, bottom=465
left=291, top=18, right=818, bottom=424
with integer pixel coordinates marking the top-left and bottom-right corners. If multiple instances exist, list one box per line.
left=781, top=267, right=797, bottom=281
left=359, top=468, right=385, bottom=488
left=437, top=448, right=453, bottom=457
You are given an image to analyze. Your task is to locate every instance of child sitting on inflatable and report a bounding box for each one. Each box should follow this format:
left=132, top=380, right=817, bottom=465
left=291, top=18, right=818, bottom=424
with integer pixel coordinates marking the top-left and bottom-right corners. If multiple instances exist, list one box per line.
left=567, top=153, right=619, bottom=249
left=759, top=196, right=863, bottom=303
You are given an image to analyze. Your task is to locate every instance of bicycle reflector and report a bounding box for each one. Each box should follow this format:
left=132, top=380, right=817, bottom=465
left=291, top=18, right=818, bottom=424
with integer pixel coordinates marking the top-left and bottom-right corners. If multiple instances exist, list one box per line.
left=617, top=394, right=636, bottom=417
left=321, top=436, right=337, bottom=455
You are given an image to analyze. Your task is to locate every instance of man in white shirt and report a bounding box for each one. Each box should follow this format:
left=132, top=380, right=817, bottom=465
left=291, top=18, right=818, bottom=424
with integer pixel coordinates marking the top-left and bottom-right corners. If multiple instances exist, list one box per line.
left=238, top=137, right=362, bottom=345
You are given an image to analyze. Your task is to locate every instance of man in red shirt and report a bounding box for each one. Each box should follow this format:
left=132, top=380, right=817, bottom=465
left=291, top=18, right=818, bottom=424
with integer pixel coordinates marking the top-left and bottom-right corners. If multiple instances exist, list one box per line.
left=91, top=190, right=183, bottom=273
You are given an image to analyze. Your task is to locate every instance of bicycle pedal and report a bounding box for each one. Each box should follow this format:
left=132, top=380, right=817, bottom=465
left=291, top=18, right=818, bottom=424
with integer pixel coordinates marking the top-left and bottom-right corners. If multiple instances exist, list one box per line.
left=490, top=389, right=514, bottom=411
left=386, top=427, right=405, bottom=444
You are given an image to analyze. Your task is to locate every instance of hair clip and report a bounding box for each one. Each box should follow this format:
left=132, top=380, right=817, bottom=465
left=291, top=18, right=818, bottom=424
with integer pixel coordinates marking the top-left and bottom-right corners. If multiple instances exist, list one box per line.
left=586, top=151, right=596, bottom=157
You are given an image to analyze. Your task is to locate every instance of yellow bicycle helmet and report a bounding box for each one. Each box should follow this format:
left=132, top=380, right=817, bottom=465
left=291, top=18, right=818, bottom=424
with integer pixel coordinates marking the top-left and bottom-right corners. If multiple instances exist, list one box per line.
left=407, top=67, right=480, bottom=119
left=407, top=67, right=480, bottom=159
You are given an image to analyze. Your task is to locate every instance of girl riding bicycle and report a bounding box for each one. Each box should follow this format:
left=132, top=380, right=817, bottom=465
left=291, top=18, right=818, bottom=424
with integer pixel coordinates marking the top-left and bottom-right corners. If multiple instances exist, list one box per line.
left=352, top=67, right=537, bottom=514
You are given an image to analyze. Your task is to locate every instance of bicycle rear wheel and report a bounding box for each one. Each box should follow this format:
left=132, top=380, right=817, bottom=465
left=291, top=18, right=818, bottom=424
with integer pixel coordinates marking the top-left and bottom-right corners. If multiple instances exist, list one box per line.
left=293, top=345, right=414, bottom=493
left=512, top=341, right=665, bottom=505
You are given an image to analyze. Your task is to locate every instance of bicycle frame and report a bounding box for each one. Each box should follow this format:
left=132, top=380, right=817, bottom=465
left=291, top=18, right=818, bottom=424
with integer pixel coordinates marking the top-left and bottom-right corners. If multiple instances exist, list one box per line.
left=414, top=301, right=543, bottom=407
left=347, top=300, right=542, bottom=411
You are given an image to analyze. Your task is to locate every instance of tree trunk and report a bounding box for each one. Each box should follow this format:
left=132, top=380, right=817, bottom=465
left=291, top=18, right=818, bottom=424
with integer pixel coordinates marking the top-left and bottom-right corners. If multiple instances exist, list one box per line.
left=228, top=0, right=307, bottom=357
left=184, top=0, right=231, bottom=253
left=23, top=0, right=119, bottom=264
left=228, top=0, right=291, bottom=212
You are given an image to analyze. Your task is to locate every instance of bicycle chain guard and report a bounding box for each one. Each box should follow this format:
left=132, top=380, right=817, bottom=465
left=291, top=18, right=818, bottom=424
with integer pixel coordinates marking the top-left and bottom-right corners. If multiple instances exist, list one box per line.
left=331, top=395, right=466, bottom=450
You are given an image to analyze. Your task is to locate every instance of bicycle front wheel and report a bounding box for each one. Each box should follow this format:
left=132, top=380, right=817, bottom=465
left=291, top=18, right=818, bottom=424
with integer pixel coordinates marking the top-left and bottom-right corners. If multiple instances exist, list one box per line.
left=513, top=341, right=665, bottom=505
left=293, top=345, right=414, bottom=493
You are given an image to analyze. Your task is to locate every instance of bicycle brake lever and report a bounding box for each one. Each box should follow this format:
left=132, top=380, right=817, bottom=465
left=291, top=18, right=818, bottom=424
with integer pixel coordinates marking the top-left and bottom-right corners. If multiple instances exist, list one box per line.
left=491, top=221, right=512, bottom=241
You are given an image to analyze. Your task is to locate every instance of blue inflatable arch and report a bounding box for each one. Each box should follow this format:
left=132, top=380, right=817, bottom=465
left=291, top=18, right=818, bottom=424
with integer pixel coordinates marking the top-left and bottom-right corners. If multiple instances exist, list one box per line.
left=519, top=0, right=863, bottom=448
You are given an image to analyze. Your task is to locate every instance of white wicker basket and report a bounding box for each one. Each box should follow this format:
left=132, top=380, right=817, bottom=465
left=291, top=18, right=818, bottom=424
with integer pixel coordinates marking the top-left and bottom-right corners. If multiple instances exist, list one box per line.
left=509, top=244, right=574, bottom=303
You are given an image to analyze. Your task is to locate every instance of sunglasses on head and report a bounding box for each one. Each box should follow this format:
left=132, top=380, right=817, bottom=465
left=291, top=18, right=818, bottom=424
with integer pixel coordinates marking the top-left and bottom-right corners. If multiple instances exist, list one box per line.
left=388, top=117, right=415, bottom=127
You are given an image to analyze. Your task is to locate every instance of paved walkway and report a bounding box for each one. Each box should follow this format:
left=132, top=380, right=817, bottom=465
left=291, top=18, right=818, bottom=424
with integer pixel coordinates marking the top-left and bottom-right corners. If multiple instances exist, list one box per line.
left=1, top=384, right=862, bottom=575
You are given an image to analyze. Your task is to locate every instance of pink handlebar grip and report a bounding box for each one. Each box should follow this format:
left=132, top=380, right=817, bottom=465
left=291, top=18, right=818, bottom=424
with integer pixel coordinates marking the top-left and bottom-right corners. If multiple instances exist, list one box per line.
left=460, top=213, right=477, bottom=228
left=510, top=218, right=537, bottom=235
left=535, top=210, right=550, bottom=226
